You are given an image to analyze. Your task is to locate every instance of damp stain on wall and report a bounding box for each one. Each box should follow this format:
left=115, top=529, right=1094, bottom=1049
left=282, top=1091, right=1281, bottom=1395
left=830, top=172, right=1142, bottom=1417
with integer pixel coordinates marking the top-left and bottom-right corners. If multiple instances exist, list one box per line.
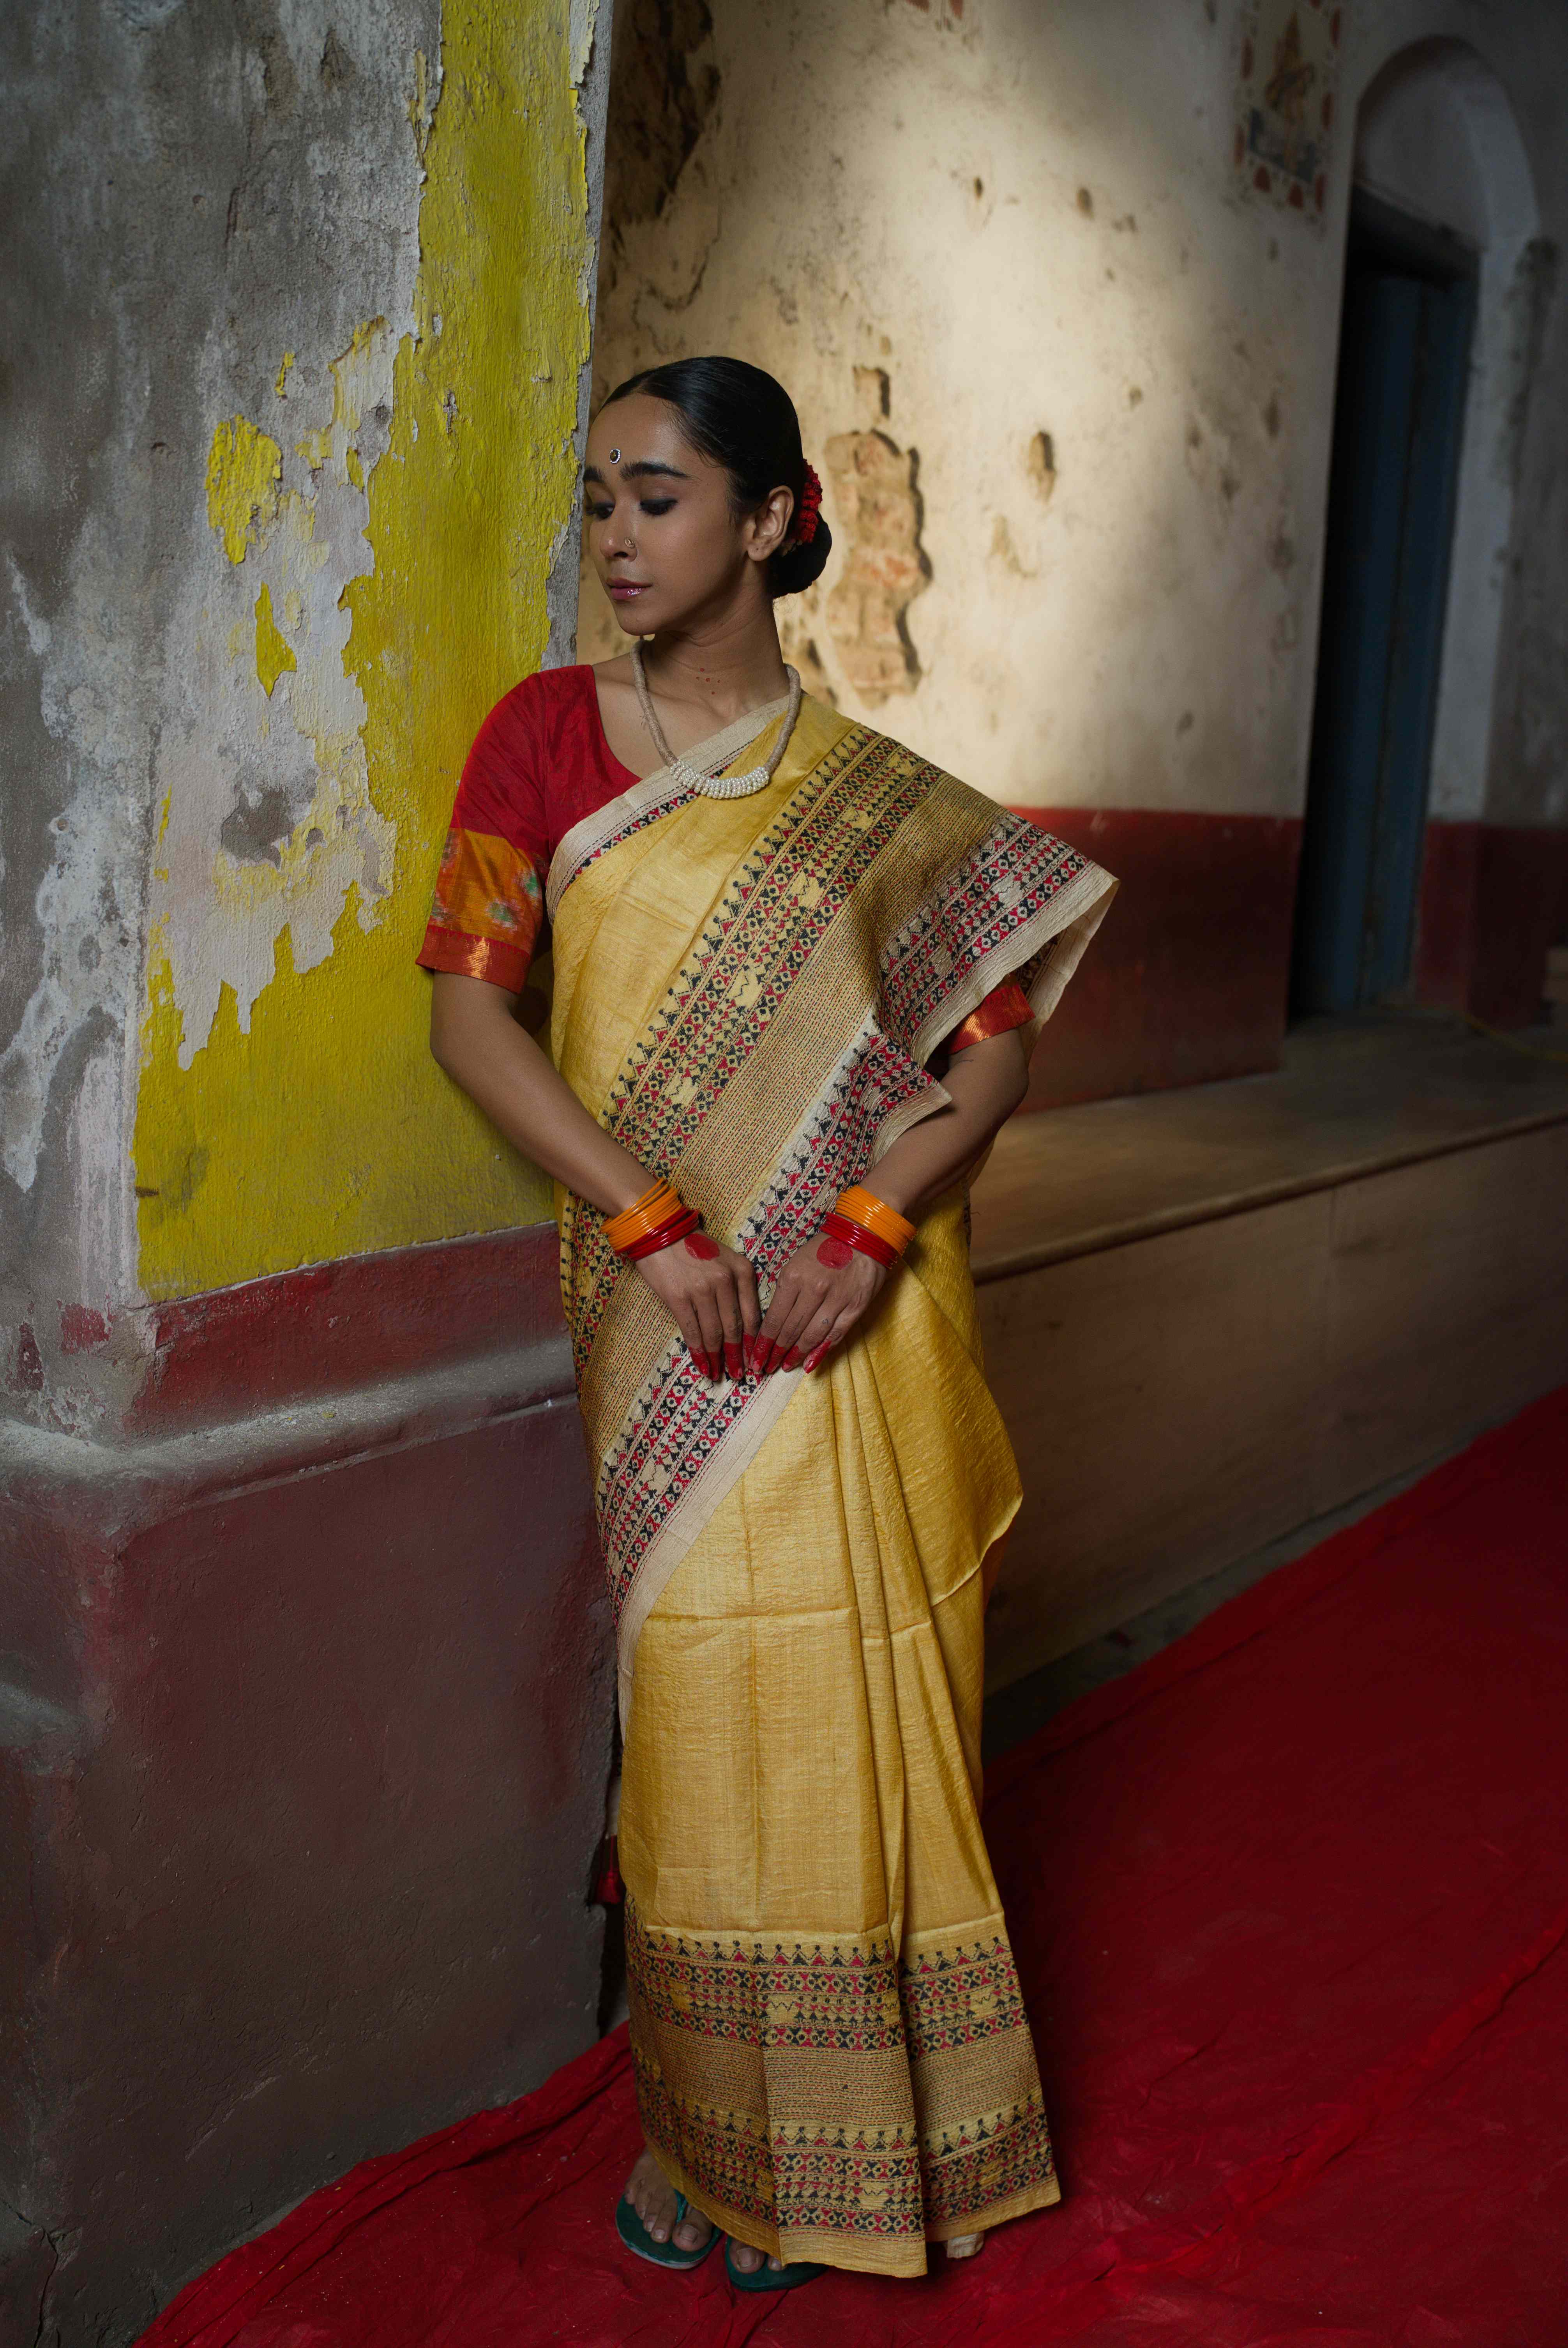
left=133, top=2, right=605, bottom=1301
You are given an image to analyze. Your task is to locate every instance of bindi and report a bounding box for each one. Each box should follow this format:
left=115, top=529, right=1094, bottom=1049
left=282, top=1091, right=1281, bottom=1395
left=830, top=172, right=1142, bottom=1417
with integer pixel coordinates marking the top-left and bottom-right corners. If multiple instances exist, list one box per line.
left=683, top=1231, right=720, bottom=1260
left=816, top=1237, right=853, bottom=1269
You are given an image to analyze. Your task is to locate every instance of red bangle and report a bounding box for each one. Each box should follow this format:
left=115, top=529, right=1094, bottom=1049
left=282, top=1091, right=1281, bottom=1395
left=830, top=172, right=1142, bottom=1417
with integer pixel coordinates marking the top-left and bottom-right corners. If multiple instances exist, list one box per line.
left=621, top=1208, right=702, bottom=1261
left=823, top=1211, right=899, bottom=1269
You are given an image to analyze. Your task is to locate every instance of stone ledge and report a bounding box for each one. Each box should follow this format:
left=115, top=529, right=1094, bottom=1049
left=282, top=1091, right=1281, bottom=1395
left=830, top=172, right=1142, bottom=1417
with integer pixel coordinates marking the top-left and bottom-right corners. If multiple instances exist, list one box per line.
left=974, top=1013, right=1568, bottom=1283
left=1, top=1331, right=577, bottom=1546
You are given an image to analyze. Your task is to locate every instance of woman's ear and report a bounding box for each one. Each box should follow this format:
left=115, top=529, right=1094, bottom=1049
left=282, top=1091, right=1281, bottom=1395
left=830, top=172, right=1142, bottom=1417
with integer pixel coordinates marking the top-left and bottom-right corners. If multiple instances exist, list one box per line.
left=744, top=484, right=795, bottom=565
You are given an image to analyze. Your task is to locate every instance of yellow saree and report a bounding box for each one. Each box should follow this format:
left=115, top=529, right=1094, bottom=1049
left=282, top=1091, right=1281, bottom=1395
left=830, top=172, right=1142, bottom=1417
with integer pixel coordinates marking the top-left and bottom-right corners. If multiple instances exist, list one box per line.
left=547, top=690, right=1115, bottom=2276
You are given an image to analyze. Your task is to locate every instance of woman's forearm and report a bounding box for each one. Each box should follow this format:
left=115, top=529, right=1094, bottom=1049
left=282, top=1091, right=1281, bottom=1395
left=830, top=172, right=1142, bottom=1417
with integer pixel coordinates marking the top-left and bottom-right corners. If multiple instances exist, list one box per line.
left=866, top=1028, right=1030, bottom=1219
left=429, top=972, right=650, bottom=1215
left=432, top=974, right=1028, bottom=1229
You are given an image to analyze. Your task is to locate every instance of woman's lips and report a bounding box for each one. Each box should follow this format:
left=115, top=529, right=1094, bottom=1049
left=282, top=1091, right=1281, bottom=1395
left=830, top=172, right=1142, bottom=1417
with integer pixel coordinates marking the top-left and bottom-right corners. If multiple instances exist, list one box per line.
left=608, top=581, right=650, bottom=600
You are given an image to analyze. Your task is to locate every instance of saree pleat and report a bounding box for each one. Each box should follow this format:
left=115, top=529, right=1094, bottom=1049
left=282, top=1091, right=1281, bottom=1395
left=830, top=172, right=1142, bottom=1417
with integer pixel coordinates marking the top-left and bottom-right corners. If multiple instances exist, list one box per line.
left=617, top=1216, right=1056, bottom=2274
left=549, top=693, right=1116, bottom=2274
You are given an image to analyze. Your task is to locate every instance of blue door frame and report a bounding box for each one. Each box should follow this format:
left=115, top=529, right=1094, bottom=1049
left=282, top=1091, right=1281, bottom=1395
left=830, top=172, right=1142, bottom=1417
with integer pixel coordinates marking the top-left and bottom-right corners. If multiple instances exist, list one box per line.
left=1291, top=192, right=1477, bottom=1016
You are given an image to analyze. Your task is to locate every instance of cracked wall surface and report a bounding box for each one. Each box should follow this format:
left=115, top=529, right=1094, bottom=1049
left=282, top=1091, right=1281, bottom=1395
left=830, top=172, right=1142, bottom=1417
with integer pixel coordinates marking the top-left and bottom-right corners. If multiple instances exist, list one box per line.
left=580, top=0, right=1568, bottom=857
left=1, top=0, right=609, bottom=1416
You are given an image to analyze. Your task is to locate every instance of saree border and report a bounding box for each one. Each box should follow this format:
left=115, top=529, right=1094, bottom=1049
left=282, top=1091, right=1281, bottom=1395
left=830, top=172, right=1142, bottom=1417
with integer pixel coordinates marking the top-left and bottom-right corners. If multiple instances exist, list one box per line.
left=609, top=1008, right=945, bottom=1721
left=611, top=1346, right=801, bottom=1724
left=625, top=1898, right=1059, bottom=2269
left=544, top=690, right=795, bottom=921
left=558, top=728, right=1116, bottom=1722
left=879, top=812, right=1119, bottom=1071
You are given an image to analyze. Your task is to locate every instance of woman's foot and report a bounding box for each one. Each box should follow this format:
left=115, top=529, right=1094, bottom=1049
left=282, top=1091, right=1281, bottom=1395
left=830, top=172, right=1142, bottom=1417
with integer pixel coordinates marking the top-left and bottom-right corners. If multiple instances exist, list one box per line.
left=727, top=2240, right=786, bottom=2276
left=623, top=2145, right=712, bottom=2255
left=946, top=2230, right=986, bottom=2260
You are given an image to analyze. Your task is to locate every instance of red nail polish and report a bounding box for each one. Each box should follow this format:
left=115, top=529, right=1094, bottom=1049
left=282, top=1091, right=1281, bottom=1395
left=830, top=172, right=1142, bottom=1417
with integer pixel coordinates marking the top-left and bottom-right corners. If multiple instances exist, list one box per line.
left=781, top=1346, right=802, bottom=1372
left=803, top=1342, right=828, bottom=1373
left=753, top=1337, right=774, bottom=1375
left=724, top=1340, right=743, bottom=1379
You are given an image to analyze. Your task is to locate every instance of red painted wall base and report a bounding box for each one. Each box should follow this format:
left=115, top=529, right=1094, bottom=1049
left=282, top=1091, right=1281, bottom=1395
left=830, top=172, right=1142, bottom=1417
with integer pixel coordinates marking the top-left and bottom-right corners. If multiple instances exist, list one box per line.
left=1414, top=821, right=1568, bottom=1028
left=1012, top=808, right=1303, bottom=1109
left=1011, top=808, right=1568, bottom=1113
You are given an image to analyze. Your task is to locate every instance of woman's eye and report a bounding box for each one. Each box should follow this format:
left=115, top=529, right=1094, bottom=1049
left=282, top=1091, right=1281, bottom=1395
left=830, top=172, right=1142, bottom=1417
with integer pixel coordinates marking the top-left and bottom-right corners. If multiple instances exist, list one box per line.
left=640, top=498, right=677, bottom=517
left=586, top=500, right=613, bottom=522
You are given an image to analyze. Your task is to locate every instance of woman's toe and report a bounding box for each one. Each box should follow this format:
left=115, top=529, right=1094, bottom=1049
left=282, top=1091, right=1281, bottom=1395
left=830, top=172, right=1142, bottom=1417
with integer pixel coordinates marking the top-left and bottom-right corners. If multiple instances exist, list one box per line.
left=673, top=2212, right=709, bottom=2252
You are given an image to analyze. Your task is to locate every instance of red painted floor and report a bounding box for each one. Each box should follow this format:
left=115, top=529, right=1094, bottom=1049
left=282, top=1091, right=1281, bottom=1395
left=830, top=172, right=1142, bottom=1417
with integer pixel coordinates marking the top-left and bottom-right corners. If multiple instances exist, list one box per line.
left=142, top=1389, right=1568, bottom=2348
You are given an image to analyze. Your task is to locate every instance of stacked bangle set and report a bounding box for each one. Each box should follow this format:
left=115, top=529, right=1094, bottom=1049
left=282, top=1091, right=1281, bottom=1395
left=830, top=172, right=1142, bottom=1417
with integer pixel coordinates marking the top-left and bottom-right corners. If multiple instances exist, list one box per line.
left=602, top=1178, right=913, bottom=1375
left=823, top=1185, right=915, bottom=1269
left=601, top=1177, right=701, bottom=1261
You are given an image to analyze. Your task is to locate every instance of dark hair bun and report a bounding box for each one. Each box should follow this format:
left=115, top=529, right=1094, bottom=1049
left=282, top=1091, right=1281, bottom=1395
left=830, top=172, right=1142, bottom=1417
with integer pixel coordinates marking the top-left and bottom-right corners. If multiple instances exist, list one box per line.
left=602, top=355, right=830, bottom=600
left=769, top=515, right=832, bottom=599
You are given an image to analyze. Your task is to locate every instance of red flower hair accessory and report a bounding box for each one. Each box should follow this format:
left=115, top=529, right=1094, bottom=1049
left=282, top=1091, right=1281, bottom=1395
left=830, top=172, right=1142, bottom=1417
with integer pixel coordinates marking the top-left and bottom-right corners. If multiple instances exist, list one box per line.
left=794, top=463, right=823, bottom=546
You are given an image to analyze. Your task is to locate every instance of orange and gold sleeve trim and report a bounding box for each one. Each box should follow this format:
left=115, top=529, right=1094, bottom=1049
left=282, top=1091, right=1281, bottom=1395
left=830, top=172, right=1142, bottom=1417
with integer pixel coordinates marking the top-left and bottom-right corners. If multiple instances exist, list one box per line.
left=948, top=979, right=1034, bottom=1054
left=415, top=824, right=543, bottom=995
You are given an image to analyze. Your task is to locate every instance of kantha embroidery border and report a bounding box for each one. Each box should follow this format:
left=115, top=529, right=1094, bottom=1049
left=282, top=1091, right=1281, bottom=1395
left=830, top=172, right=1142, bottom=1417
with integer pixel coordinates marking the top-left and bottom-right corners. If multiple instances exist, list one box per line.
left=551, top=773, right=692, bottom=918
left=880, top=819, right=1088, bottom=1061
left=560, top=727, right=1096, bottom=1640
left=595, top=1023, right=932, bottom=1632
left=625, top=1902, right=1056, bottom=2243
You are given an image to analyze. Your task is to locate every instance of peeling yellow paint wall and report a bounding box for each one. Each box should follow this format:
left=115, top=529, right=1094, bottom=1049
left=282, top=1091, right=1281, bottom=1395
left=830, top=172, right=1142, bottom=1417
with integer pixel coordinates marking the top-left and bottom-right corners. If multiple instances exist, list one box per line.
left=134, top=1, right=602, bottom=1301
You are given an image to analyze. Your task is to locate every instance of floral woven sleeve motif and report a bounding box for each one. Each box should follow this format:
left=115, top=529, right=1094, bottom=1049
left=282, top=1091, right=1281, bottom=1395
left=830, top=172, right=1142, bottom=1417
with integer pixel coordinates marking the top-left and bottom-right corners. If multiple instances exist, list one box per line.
left=416, top=825, right=544, bottom=993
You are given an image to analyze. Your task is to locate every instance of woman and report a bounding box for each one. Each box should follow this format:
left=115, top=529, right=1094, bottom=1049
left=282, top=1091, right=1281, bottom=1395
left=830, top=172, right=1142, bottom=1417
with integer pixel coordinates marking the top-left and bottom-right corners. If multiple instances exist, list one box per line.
left=420, top=357, right=1115, bottom=2289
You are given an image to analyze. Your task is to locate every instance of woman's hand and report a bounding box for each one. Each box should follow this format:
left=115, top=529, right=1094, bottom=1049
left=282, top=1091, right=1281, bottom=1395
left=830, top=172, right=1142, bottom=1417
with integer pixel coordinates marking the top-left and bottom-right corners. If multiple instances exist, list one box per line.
left=752, top=1230, right=888, bottom=1376
left=632, top=1231, right=761, bottom=1382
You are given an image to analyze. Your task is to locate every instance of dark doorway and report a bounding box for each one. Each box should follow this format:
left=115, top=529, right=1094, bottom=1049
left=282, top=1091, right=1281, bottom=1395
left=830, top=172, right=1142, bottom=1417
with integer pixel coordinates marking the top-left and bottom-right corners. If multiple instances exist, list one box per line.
left=1291, top=190, right=1477, bottom=1016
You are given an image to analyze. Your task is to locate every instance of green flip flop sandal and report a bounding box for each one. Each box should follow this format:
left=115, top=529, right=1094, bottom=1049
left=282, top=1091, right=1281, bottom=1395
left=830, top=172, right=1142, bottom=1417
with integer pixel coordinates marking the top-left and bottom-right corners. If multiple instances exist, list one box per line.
left=615, top=2188, right=720, bottom=2270
left=724, top=2237, right=824, bottom=2293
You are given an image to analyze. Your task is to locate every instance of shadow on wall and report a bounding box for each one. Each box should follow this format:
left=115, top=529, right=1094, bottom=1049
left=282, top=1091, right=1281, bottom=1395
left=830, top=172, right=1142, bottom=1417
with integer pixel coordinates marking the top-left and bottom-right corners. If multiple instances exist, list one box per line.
left=579, top=4, right=1565, bottom=1108
left=577, top=0, right=1349, bottom=1108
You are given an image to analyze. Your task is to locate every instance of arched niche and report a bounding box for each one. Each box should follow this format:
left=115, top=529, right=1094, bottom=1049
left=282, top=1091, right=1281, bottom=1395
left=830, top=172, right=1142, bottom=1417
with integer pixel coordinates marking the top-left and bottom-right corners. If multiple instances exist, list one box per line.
left=1351, top=38, right=1540, bottom=824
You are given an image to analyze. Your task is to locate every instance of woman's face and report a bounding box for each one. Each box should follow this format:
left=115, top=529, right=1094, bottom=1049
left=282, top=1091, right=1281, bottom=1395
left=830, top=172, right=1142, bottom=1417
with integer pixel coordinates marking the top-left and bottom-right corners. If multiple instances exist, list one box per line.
left=582, top=394, right=791, bottom=636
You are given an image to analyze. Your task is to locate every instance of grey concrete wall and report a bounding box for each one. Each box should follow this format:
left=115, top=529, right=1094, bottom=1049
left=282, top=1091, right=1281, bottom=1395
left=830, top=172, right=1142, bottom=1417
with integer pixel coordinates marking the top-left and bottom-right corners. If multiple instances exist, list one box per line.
left=0, top=0, right=444, bottom=1425
left=0, top=0, right=612, bottom=1431
left=0, top=6, right=618, bottom=2341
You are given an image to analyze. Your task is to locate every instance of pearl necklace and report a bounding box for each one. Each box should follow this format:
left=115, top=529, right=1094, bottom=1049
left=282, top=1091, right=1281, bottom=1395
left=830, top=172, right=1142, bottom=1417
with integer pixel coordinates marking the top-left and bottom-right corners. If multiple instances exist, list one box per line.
left=631, top=641, right=802, bottom=800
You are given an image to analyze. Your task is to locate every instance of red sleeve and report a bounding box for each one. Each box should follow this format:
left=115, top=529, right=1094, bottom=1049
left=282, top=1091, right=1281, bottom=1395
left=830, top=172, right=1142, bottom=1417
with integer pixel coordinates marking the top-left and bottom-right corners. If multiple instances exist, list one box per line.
left=415, top=679, right=552, bottom=992
left=947, top=980, right=1034, bottom=1055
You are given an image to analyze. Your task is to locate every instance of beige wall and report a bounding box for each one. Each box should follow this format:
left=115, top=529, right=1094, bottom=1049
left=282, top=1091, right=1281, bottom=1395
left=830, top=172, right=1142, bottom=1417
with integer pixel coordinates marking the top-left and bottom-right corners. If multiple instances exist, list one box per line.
left=585, top=0, right=1567, bottom=829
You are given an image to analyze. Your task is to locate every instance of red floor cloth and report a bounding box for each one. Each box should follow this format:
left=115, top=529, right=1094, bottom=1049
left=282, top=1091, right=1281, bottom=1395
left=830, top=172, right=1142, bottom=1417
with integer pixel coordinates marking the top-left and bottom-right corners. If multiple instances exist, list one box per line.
left=140, top=1387, right=1568, bottom=2348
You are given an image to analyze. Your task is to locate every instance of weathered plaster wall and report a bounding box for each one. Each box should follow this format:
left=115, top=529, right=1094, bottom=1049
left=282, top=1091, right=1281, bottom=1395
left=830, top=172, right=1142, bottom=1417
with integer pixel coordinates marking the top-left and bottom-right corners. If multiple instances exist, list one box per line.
left=2, top=0, right=609, bottom=1433
left=0, top=15, right=615, bottom=2334
left=582, top=0, right=1567, bottom=838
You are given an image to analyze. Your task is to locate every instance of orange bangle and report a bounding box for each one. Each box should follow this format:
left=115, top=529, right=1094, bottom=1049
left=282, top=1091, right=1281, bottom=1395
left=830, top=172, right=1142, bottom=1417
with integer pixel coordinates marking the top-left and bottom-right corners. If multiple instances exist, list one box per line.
left=607, top=1201, right=687, bottom=1254
left=835, top=1185, right=915, bottom=1257
left=604, top=1177, right=684, bottom=1254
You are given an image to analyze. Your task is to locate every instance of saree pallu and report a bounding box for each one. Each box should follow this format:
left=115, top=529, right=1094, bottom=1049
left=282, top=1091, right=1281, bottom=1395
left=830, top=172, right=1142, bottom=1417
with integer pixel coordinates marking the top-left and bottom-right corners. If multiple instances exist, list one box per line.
left=547, top=692, right=1116, bottom=2276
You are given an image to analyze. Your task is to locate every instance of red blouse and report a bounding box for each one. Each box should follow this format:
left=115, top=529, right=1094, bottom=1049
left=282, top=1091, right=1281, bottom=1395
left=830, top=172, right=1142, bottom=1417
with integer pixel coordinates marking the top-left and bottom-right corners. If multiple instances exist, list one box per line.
left=417, top=666, right=636, bottom=993
left=417, top=666, right=1034, bottom=1052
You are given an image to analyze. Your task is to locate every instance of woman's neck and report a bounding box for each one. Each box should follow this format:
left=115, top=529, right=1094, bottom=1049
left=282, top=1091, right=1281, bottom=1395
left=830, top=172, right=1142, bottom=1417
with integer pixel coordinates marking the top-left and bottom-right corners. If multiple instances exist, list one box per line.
left=641, top=603, right=789, bottom=727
